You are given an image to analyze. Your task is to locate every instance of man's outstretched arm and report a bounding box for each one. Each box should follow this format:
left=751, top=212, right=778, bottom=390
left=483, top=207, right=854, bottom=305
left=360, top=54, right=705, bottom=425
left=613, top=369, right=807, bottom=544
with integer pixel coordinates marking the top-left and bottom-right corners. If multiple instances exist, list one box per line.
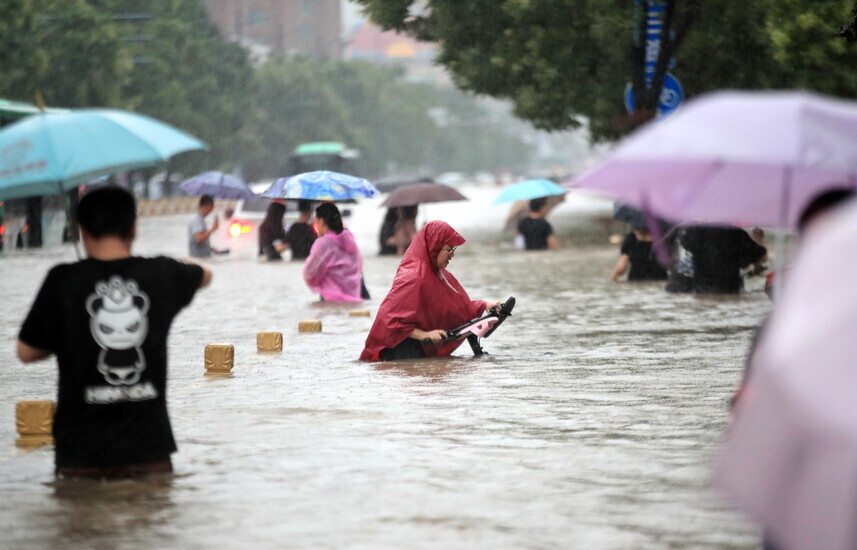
left=17, top=340, right=51, bottom=363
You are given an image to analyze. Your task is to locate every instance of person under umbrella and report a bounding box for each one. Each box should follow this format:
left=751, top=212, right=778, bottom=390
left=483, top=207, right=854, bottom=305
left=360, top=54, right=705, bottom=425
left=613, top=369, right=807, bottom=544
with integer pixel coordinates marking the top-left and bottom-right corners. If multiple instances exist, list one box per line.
left=188, top=195, right=229, bottom=258
left=392, top=205, right=419, bottom=255
left=609, top=223, right=668, bottom=282
left=302, top=203, right=364, bottom=302
left=518, top=197, right=559, bottom=250
left=287, top=199, right=317, bottom=261
left=359, top=221, right=499, bottom=361
left=258, top=201, right=288, bottom=261
left=679, top=225, right=766, bottom=294
left=378, top=208, right=398, bottom=256
left=378, top=205, right=419, bottom=256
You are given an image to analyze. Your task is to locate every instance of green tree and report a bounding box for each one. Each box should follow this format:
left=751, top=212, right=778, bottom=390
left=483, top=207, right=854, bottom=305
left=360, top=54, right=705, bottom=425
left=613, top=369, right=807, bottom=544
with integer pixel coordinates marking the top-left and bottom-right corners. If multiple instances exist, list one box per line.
left=243, top=57, right=530, bottom=180
left=0, top=0, right=130, bottom=107
left=353, top=1, right=785, bottom=139
left=112, top=0, right=255, bottom=174
left=241, top=56, right=354, bottom=180
left=767, top=1, right=857, bottom=96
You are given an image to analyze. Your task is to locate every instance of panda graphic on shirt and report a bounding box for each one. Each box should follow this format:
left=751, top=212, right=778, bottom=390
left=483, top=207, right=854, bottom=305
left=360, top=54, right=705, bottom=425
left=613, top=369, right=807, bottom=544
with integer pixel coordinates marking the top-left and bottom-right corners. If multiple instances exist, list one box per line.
left=84, top=275, right=158, bottom=403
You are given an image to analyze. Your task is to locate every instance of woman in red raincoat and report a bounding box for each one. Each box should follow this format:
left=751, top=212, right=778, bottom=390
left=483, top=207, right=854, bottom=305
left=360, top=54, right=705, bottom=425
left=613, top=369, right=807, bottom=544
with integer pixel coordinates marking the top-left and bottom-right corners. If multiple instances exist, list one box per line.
left=360, top=220, right=499, bottom=361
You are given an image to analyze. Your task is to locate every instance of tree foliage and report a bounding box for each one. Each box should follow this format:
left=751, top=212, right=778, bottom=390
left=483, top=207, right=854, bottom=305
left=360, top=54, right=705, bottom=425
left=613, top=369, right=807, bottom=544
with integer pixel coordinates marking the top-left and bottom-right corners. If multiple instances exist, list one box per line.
left=0, top=0, right=130, bottom=107
left=111, top=0, right=256, bottom=174
left=766, top=1, right=857, bottom=96
left=354, top=0, right=857, bottom=140
left=243, top=57, right=531, bottom=180
left=0, top=0, right=530, bottom=181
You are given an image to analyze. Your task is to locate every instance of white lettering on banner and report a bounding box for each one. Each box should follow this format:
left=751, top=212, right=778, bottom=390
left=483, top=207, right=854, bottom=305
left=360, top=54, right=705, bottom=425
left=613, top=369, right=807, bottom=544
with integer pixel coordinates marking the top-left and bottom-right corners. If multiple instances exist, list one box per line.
left=645, top=38, right=661, bottom=63
left=85, top=381, right=159, bottom=404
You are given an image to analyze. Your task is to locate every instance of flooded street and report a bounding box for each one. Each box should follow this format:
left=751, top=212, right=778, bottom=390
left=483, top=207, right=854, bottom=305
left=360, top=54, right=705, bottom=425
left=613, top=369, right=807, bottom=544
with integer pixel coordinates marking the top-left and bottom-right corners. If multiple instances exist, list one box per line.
left=0, top=186, right=769, bottom=549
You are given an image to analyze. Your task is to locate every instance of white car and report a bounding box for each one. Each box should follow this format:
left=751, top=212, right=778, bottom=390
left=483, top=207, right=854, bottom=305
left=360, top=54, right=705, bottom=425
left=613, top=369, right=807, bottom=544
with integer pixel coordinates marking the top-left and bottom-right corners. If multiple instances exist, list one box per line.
left=436, top=171, right=468, bottom=186
left=219, top=183, right=301, bottom=258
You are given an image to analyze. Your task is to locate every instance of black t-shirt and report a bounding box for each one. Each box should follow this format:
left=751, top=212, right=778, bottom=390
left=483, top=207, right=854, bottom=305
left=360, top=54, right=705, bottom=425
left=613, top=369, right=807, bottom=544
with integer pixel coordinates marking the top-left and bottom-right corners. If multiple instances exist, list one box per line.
left=518, top=217, right=554, bottom=250
left=259, top=222, right=288, bottom=260
left=620, top=232, right=668, bottom=281
left=287, top=222, right=317, bottom=260
left=18, top=256, right=203, bottom=468
left=681, top=226, right=767, bottom=293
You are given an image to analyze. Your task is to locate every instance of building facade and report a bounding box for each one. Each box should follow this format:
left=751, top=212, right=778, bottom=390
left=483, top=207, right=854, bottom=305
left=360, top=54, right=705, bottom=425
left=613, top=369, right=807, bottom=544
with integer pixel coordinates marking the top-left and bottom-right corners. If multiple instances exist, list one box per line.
left=204, top=0, right=342, bottom=60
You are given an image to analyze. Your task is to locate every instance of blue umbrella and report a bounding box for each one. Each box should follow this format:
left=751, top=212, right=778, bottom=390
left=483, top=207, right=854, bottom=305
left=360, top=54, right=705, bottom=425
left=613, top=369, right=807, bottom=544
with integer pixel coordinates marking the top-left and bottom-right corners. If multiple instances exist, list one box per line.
left=260, top=170, right=379, bottom=201
left=0, top=108, right=206, bottom=201
left=494, top=179, right=567, bottom=204
left=179, top=171, right=255, bottom=200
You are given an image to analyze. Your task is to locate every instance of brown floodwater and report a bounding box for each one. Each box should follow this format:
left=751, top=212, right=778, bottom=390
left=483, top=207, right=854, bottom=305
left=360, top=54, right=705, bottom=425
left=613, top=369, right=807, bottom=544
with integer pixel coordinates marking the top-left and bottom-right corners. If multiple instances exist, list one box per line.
left=0, top=186, right=769, bottom=549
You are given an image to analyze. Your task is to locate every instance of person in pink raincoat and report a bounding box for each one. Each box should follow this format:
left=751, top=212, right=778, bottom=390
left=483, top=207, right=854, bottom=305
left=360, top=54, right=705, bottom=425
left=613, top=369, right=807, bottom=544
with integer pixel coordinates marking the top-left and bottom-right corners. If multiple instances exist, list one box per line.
left=302, top=203, right=364, bottom=302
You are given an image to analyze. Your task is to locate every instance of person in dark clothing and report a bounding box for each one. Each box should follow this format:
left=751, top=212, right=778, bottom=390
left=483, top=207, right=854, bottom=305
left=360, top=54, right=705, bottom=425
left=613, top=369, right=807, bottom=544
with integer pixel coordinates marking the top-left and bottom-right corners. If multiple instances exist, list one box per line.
left=518, top=197, right=558, bottom=251
left=664, top=226, right=695, bottom=293
left=16, top=186, right=211, bottom=480
left=392, top=205, right=419, bottom=255
left=610, top=226, right=668, bottom=281
left=258, top=201, right=288, bottom=260
left=378, top=208, right=398, bottom=256
left=680, top=225, right=767, bottom=294
left=287, top=199, right=317, bottom=261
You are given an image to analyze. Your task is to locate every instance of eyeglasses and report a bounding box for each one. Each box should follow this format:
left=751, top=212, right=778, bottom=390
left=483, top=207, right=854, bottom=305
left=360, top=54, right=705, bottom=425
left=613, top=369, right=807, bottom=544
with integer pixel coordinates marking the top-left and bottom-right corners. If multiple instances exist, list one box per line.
left=444, top=246, right=457, bottom=254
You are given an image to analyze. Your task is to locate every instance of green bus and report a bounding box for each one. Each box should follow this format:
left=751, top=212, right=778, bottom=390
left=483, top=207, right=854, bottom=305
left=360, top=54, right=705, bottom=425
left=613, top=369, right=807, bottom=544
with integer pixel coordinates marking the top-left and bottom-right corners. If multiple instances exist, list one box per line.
left=286, top=142, right=360, bottom=176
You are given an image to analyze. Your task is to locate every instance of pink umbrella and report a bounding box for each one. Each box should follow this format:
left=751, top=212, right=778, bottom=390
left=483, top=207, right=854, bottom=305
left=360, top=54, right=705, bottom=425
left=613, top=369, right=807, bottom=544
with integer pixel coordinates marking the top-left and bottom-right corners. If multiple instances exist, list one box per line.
left=566, top=90, right=857, bottom=228
left=712, top=200, right=857, bottom=550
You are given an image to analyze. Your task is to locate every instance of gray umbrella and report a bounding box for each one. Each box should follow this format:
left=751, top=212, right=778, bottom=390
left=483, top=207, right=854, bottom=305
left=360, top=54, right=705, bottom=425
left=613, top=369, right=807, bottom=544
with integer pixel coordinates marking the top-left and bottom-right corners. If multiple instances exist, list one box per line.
left=380, top=182, right=467, bottom=208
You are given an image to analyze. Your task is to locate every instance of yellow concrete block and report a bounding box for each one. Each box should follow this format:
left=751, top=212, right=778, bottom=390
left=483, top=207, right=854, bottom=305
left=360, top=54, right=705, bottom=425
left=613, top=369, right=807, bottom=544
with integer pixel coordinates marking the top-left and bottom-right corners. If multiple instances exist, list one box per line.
left=298, top=320, right=322, bottom=333
left=15, top=400, right=55, bottom=448
left=257, top=331, right=283, bottom=352
left=204, top=343, right=234, bottom=376
left=348, top=310, right=371, bottom=317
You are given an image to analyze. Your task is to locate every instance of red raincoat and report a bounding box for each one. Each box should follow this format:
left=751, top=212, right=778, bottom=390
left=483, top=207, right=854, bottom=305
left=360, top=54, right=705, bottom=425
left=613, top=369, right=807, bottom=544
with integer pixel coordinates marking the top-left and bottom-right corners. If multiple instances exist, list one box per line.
left=359, top=221, right=487, bottom=361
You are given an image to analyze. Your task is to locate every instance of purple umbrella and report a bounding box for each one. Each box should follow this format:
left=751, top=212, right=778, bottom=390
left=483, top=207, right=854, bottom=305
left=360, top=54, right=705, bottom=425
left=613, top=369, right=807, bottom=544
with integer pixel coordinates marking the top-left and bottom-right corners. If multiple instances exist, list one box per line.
left=566, top=90, right=857, bottom=229
left=380, top=182, right=467, bottom=208
left=713, top=200, right=857, bottom=550
left=179, top=171, right=255, bottom=200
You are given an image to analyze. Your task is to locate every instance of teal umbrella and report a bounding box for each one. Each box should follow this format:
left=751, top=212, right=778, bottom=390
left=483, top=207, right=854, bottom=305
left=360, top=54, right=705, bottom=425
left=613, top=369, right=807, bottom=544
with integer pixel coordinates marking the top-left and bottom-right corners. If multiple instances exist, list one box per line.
left=494, top=179, right=566, bottom=204
left=0, top=108, right=206, bottom=201
left=0, top=98, right=68, bottom=121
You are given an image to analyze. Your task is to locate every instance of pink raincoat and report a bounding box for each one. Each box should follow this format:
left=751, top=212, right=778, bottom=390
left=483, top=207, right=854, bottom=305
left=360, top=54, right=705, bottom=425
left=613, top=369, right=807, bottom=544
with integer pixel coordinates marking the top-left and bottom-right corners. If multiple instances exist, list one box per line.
left=302, top=228, right=364, bottom=302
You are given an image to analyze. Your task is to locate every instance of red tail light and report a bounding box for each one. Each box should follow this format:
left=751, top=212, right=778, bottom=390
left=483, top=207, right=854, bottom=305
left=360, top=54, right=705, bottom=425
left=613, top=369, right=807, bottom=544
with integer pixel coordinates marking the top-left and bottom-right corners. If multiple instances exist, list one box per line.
left=228, top=221, right=254, bottom=238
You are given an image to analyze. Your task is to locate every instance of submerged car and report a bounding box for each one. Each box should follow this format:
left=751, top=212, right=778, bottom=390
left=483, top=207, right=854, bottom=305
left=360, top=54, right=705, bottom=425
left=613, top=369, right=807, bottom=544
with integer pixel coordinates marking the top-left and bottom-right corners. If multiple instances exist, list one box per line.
left=220, top=183, right=301, bottom=258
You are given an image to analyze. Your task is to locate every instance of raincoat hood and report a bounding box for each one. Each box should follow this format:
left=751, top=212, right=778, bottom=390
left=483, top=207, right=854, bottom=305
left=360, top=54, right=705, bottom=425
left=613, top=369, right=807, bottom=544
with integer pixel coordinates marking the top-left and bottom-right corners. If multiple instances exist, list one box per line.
left=324, top=228, right=359, bottom=254
left=359, top=221, right=485, bottom=361
left=404, top=220, right=466, bottom=272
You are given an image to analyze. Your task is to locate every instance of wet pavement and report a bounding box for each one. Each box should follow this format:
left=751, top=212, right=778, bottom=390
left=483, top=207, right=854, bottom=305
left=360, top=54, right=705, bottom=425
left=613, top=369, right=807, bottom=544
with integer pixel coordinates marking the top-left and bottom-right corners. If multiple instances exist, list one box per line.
left=0, top=185, right=769, bottom=549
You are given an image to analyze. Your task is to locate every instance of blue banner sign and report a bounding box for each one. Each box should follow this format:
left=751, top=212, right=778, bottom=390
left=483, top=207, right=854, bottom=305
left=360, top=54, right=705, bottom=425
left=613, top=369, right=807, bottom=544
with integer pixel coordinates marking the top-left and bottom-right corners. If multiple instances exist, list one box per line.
left=644, top=3, right=666, bottom=88
left=624, top=72, right=684, bottom=117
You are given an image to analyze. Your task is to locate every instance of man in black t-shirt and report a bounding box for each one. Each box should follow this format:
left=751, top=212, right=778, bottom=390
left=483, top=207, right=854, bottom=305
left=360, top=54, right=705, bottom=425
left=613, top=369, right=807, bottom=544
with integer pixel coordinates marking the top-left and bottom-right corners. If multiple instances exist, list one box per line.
left=286, top=199, right=317, bottom=260
left=680, top=225, right=766, bottom=294
left=17, top=187, right=211, bottom=479
left=518, top=197, right=559, bottom=250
